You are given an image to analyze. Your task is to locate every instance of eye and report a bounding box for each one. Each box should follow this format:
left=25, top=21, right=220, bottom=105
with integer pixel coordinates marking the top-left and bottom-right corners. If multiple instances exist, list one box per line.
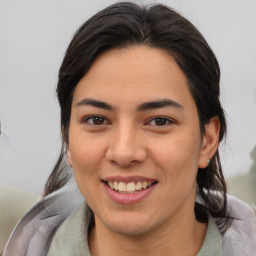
left=83, top=116, right=109, bottom=125
left=147, top=117, right=174, bottom=126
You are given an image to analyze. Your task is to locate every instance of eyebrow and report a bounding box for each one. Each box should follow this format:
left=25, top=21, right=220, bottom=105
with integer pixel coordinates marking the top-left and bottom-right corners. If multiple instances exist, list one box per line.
left=75, top=98, right=183, bottom=111
left=76, top=98, right=114, bottom=110
left=137, top=99, right=184, bottom=111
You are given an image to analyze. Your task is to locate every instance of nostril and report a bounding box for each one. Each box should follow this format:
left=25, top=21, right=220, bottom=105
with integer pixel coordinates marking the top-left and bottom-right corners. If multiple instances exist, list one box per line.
left=106, top=146, right=147, bottom=167
left=109, top=159, right=141, bottom=168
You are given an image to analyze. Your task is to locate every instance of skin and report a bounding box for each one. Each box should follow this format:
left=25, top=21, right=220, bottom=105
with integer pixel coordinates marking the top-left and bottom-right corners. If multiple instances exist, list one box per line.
left=67, top=46, right=220, bottom=256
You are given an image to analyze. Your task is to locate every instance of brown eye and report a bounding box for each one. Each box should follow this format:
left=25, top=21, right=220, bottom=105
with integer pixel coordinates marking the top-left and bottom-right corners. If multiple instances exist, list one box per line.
left=147, top=117, right=174, bottom=127
left=84, top=116, right=108, bottom=125
left=92, top=116, right=105, bottom=125
left=154, top=118, right=168, bottom=126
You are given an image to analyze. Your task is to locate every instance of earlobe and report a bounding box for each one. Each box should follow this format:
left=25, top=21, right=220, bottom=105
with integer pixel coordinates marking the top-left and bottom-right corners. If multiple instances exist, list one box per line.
left=198, top=117, right=220, bottom=169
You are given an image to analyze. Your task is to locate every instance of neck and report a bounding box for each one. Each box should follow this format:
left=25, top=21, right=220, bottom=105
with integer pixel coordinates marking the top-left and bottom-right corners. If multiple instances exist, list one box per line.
left=89, top=210, right=207, bottom=256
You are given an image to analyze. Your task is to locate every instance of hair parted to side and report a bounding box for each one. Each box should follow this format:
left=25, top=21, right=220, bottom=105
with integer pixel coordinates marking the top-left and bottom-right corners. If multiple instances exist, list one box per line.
left=44, top=2, right=229, bottom=229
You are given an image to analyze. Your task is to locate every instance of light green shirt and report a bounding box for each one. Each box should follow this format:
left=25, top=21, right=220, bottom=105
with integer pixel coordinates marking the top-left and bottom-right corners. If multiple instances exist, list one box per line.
left=48, top=202, right=222, bottom=256
left=197, top=215, right=222, bottom=255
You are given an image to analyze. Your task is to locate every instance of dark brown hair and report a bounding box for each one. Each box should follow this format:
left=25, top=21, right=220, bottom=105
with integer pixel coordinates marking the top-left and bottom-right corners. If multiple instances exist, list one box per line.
left=44, top=2, right=229, bottom=227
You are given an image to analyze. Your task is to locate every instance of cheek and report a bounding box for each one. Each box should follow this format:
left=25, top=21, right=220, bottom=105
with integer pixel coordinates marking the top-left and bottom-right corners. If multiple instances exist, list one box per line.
left=149, top=132, right=201, bottom=179
left=68, top=137, right=104, bottom=203
left=68, top=131, right=106, bottom=181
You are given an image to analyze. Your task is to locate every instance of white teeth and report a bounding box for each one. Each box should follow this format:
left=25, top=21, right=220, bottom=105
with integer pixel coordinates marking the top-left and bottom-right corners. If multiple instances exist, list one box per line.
left=108, top=181, right=114, bottom=189
left=135, top=181, right=143, bottom=190
left=118, top=182, right=126, bottom=192
left=127, top=182, right=136, bottom=192
left=114, top=181, right=118, bottom=190
left=142, top=181, right=148, bottom=189
left=107, top=180, right=155, bottom=193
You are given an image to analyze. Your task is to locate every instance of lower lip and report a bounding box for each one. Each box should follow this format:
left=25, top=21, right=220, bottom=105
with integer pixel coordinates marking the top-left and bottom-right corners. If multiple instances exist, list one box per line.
left=102, top=182, right=156, bottom=204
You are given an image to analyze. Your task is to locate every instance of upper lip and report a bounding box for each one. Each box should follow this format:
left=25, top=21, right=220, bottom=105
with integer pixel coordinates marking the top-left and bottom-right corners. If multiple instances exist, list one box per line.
left=102, top=175, right=158, bottom=183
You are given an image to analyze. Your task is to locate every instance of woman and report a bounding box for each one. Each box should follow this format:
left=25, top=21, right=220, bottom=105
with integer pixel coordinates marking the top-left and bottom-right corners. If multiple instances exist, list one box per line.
left=3, top=2, right=256, bottom=256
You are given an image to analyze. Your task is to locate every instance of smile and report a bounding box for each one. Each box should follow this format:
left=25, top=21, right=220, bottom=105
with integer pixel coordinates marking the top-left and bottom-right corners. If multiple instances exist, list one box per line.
left=105, top=180, right=157, bottom=193
left=102, top=176, right=158, bottom=204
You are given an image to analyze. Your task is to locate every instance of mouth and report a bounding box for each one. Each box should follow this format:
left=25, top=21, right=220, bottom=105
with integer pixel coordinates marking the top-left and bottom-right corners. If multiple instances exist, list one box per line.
left=103, top=180, right=158, bottom=194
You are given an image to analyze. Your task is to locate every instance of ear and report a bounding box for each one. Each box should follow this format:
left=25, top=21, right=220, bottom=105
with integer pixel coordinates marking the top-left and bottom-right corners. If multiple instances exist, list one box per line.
left=62, top=125, right=73, bottom=167
left=66, top=144, right=73, bottom=167
left=198, top=117, right=220, bottom=169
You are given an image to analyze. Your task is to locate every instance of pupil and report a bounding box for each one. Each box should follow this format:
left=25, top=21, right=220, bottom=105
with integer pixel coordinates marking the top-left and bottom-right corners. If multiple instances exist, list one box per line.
left=93, top=117, right=104, bottom=125
left=155, top=118, right=166, bottom=126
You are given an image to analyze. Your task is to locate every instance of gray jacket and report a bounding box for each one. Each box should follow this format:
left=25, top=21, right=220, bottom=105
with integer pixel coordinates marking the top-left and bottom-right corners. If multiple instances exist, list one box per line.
left=3, top=181, right=256, bottom=256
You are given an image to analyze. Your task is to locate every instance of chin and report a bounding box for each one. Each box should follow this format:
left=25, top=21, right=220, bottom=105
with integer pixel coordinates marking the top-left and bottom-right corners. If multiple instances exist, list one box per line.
left=108, top=222, right=152, bottom=237
left=97, top=210, right=161, bottom=237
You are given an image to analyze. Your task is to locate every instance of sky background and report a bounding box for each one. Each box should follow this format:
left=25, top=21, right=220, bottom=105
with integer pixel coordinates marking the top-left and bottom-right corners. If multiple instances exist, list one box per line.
left=0, top=0, right=256, bottom=193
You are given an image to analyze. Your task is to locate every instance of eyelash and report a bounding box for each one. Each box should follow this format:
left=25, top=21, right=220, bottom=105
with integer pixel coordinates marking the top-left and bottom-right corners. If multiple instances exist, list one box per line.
left=82, top=115, right=174, bottom=127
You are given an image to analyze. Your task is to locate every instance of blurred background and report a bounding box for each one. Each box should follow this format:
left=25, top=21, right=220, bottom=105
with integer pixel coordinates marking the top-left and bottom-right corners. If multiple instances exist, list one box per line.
left=0, top=0, right=256, bottom=204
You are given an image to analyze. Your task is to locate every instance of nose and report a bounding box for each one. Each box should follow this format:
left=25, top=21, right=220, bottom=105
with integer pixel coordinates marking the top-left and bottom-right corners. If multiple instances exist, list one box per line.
left=106, top=125, right=147, bottom=167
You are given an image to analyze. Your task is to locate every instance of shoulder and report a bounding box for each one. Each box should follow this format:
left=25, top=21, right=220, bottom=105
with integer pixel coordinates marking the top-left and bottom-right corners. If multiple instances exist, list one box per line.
left=2, top=181, right=84, bottom=256
left=47, top=202, right=93, bottom=256
left=219, top=195, right=256, bottom=256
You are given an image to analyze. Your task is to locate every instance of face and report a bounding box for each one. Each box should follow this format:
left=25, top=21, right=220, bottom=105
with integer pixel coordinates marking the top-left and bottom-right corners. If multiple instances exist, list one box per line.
left=67, top=46, right=214, bottom=237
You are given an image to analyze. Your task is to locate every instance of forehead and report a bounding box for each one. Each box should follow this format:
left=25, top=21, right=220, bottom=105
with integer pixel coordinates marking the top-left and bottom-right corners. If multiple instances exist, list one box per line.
left=72, top=46, right=195, bottom=110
